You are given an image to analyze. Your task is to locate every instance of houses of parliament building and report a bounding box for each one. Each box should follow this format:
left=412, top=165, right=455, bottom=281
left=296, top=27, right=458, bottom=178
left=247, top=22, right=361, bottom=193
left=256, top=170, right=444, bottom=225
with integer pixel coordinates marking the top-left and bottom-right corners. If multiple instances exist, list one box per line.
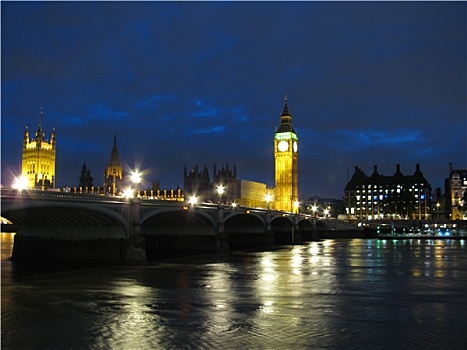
left=19, top=104, right=464, bottom=219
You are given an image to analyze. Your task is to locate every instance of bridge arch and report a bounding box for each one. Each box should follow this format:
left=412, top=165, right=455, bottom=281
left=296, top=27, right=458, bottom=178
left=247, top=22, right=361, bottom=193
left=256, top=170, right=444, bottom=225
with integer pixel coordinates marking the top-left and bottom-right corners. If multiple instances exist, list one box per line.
left=1, top=200, right=130, bottom=238
left=298, top=218, right=315, bottom=241
left=140, top=208, right=217, bottom=260
left=271, top=216, right=294, bottom=245
left=224, top=212, right=268, bottom=250
left=141, top=209, right=216, bottom=234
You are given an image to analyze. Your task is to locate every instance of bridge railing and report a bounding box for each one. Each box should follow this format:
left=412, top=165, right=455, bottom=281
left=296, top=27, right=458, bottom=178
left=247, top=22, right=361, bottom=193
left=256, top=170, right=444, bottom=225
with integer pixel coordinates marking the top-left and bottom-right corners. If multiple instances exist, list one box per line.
left=0, top=188, right=129, bottom=202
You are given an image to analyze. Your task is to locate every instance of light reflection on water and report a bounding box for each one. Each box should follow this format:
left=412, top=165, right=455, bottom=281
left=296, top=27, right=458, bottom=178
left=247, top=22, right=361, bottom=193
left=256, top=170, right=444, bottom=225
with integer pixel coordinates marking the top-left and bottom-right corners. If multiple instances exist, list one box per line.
left=1, top=235, right=467, bottom=349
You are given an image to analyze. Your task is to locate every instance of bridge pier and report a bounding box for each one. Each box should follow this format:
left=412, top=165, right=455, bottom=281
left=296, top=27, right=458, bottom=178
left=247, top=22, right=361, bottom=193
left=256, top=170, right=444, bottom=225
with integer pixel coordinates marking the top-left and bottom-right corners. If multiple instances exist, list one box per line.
left=293, top=216, right=302, bottom=244
left=126, top=198, right=148, bottom=265
left=265, top=212, right=275, bottom=246
left=217, top=205, right=229, bottom=253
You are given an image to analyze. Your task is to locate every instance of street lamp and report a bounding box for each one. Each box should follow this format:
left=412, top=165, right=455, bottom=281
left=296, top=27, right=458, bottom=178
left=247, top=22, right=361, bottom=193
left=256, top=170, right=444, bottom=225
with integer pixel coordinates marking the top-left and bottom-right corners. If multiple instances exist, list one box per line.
left=12, top=176, right=28, bottom=190
left=265, top=193, right=272, bottom=210
left=217, top=185, right=225, bottom=204
left=189, top=195, right=197, bottom=206
left=311, top=205, right=318, bottom=230
left=311, top=205, right=318, bottom=217
left=123, top=187, right=134, bottom=199
left=131, top=171, right=142, bottom=197
left=293, top=201, right=300, bottom=214
left=131, top=171, right=141, bottom=185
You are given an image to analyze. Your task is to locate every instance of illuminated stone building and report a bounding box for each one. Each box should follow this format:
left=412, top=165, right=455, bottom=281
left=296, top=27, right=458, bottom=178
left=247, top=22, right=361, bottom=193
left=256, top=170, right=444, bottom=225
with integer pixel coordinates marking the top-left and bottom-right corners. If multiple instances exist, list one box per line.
left=236, top=179, right=273, bottom=208
left=445, top=162, right=467, bottom=220
left=103, top=135, right=124, bottom=196
left=344, top=164, right=432, bottom=220
left=274, top=95, right=299, bottom=213
left=21, top=109, right=56, bottom=189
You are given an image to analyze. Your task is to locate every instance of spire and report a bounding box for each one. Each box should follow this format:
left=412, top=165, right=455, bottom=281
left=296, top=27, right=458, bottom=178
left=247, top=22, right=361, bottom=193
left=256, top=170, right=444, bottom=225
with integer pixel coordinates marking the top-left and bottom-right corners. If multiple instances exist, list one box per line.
left=36, top=107, right=44, bottom=140
left=281, top=94, right=290, bottom=117
left=277, top=94, right=295, bottom=133
left=39, top=107, right=43, bottom=130
left=110, top=134, right=120, bottom=164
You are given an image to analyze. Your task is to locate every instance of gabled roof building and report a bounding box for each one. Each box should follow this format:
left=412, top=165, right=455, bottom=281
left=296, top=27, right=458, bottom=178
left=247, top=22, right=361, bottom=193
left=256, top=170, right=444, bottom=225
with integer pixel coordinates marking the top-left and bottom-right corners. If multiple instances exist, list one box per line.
left=445, top=162, right=467, bottom=220
left=344, top=164, right=432, bottom=220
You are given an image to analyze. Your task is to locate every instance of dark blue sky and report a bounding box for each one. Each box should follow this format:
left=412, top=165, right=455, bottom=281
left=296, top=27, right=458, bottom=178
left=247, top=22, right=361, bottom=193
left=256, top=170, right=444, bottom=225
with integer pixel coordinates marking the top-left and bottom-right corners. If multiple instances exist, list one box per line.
left=1, top=1, right=466, bottom=199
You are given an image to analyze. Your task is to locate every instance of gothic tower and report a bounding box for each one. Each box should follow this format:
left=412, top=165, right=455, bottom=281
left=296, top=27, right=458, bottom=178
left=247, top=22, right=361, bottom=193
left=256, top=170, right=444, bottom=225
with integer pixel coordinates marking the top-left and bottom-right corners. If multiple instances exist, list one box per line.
left=103, top=134, right=124, bottom=196
left=274, top=95, right=299, bottom=213
left=79, top=163, right=94, bottom=189
left=21, top=108, right=56, bottom=189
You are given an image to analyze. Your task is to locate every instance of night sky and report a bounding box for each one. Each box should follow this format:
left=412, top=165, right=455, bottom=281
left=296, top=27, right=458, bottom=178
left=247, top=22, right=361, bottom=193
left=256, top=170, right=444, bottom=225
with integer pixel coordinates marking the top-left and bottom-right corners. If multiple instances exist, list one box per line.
left=1, top=1, right=466, bottom=199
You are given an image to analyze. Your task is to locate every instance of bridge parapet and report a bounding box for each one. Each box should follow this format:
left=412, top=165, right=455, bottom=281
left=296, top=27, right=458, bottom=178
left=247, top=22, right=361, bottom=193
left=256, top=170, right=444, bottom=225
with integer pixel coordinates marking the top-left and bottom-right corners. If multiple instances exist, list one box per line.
left=1, top=188, right=321, bottom=264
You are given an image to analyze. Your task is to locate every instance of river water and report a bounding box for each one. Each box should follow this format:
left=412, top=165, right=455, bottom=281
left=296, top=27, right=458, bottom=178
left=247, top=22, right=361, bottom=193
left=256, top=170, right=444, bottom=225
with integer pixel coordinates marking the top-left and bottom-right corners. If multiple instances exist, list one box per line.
left=2, top=233, right=466, bottom=349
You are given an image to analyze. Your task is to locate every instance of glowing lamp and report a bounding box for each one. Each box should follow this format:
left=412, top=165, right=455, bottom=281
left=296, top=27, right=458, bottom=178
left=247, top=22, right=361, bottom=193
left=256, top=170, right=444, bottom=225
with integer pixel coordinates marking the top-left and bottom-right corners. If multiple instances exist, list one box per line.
left=12, top=176, right=28, bottom=190
left=123, top=187, right=134, bottom=199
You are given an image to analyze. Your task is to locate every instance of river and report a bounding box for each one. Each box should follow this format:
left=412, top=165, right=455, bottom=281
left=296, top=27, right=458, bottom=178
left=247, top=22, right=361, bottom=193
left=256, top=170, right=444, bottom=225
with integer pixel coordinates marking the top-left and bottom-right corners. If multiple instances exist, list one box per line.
left=1, top=233, right=466, bottom=349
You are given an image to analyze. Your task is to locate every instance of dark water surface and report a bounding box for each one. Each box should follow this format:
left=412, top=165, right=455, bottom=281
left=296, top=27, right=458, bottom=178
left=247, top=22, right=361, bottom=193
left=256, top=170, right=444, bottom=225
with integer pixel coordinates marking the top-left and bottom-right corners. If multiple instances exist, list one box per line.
left=2, top=234, right=466, bottom=349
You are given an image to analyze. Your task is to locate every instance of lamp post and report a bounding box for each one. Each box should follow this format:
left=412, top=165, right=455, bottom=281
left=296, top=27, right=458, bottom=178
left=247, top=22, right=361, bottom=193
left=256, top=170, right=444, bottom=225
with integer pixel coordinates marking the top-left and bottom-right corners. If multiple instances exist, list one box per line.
left=131, top=171, right=142, bottom=197
left=189, top=195, right=197, bottom=206
left=217, top=185, right=225, bottom=204
left=293, top=200, right=300, bottom=214
left=311, top=205, right=317, bottom=230
left=126, top=170, right=146, bottom=264
left=265, top=193, right=272, bottom=211
left=12, top=176, right=28, bottom=190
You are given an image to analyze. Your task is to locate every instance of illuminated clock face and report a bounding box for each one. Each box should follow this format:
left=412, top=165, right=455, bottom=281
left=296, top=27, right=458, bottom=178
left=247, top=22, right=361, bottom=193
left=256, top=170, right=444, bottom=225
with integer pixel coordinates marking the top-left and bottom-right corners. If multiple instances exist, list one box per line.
left=278, top=140, right=288, bottom=152
left=293, top=141, right=298, bottom=153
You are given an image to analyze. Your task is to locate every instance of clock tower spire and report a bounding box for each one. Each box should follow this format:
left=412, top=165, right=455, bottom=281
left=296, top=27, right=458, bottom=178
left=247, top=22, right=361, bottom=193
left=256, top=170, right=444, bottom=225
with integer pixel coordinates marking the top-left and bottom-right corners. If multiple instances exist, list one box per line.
left=274, top=94, right=299, bottom=213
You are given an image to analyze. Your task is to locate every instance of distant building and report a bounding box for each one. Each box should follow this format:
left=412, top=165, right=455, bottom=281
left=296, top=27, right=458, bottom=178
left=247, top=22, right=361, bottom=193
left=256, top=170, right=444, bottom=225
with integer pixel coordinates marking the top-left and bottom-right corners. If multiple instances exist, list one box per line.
left=236, top=179, right=273, bottom=208
left=79, top=163, right=94, bottom=189
left=184, top=162, right=237, bottom=203
left=274, top=95, right=299, bottom=213
left=344, top=164, right=432, bottom=220
left=213, top=163, right=237, bottom=203
left=445, top=162, right=467, bottom=220
left=21, top=108, right=56, bottom=189
left=304, top=196, right=344, bottom=218
left=103, top=135, right=124, bottom=196
left=184, top=164, right=212, bottom=202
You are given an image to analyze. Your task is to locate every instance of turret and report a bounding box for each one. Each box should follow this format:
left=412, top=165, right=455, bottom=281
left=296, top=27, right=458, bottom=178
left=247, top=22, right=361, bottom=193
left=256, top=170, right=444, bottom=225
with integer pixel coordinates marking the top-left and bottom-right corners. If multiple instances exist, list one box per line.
left=23, top=126, right=29, bottom=149
left=51, top=128, right=56, bottom=148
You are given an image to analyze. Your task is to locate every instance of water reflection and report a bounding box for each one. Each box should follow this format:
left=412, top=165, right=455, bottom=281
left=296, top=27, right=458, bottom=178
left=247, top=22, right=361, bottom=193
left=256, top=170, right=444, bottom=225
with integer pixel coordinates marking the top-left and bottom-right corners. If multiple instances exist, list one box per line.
left=2, top=237, right=466, bottom=349
left=1, top=232, right=14, bottom=261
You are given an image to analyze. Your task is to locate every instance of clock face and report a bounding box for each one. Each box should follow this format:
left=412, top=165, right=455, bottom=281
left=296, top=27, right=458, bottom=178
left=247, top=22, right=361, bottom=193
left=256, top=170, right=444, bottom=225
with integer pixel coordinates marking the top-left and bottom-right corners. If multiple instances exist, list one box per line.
left=293, top=141, right=298, bottom=153
left=278, top=140, right=288, bottom=152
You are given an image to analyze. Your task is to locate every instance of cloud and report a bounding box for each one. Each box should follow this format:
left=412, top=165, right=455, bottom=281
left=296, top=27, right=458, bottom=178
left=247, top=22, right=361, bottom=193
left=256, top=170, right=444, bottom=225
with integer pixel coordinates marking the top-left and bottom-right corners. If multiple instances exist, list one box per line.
left=1, top=1, right=465, bottom=198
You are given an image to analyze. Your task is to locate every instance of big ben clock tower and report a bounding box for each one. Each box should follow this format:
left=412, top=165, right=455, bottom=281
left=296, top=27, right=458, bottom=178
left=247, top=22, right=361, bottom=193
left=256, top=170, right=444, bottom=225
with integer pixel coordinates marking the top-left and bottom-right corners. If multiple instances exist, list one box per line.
left=274, top=95, right=299, bottom=213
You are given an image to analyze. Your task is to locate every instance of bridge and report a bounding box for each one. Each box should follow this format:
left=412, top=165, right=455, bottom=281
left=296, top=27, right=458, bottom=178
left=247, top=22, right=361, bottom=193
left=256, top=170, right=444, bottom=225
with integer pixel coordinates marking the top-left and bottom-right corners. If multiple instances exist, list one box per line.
left=1, top=189, right=326, bottom=265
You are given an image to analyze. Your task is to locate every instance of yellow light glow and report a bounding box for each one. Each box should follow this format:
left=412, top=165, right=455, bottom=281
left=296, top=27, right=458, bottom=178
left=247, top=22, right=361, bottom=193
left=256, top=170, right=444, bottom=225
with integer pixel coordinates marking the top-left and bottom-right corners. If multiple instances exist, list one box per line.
left=123, top=187, right=134, bottom=198
left=131, top=171, right=142, bottom=184
left=217, top=185, right=225, bottom=195
left=265, top=193, right=272, bottom=203
left=189, top=195, right=197, bottom=206
left=12, top=176, right=28, bottom=190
